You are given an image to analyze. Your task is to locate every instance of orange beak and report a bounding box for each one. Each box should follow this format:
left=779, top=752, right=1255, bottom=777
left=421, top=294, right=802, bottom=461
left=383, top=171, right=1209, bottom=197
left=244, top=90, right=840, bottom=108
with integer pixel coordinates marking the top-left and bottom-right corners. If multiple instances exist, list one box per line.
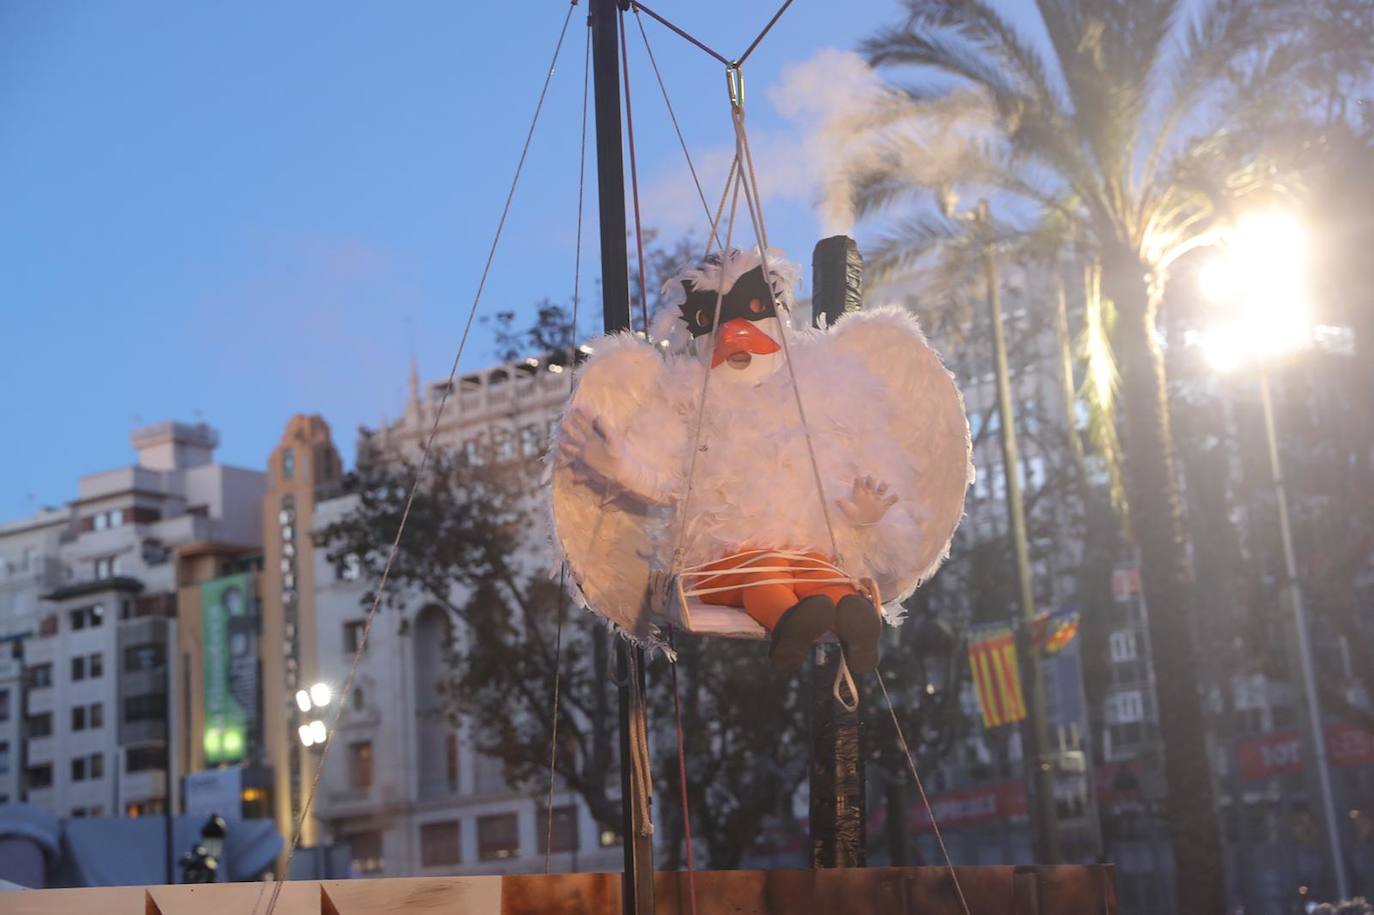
left=711, top=318, right=780, bottom=368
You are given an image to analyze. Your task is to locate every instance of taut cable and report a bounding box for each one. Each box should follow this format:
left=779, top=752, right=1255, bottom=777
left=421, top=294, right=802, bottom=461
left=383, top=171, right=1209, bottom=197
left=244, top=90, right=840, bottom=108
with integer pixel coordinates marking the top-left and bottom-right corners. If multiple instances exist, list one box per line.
left=545, top=22, right=593, bottom=874
left=258, top=3, right=580, bottom=911
left=877, top=674, right=972, bottom=915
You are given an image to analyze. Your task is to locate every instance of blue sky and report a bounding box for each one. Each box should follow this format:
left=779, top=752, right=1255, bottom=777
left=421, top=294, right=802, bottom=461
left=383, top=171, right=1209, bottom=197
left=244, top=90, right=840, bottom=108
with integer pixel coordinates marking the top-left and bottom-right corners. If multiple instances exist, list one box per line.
left=0, top=0, right=911, bottom=518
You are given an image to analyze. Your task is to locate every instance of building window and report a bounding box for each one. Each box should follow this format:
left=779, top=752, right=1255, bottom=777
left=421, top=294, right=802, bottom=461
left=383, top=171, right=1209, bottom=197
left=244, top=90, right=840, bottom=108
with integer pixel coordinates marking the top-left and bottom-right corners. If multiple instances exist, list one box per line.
left=520, top=425, right=542, bottom=458
left=90, top=703, right=103, bottom=729
left=89, top=653, right=103, bottom=678
left=26, top=712, right=52, bottom=738
left=351, top=687, right=365, bottom=711
left=1109, top=630, right=1138, bottom=663
left=26, top=764, right=53, bottom=789
left=1111, top=689, right=1145, bottom=724
left=539, top=805, right=580, bottom=854
left=124, top=694, right=167, bottom=722
left=90, top=753, right=103, bottom=779
left=348, top=741, right=374, bottom=790
left=420, top=821, right=461, bottom=867
left=463, top=438, right=485, bottom=466
left=282, top=448, right=295, bottom=480
left=25, top=663, right=52, bottom=689
left=94, top=557, right=118, bottom=579
left=124, top=643, right=165, bottom=672
left=343, top=620, right=368, bottom=656
left=72, top=706, right=86, bottom=731
left=348, top=830, right=383, bottom=876
left=477, top=813, right=520, bottom=861
left=126, top=745, right=164, bottom=773
left=494, top=432, right=515, bottom=463
left=0, top=740, right=10, bottom=775
left=0, top=688, right=8, bottom=722
left=93, top=512, right=108, bottom=532
left=109, top=509, right=124, bottom=528
left=69, top=605, right=104, bottom=629
left=72, top=757, right=87, bottom=782
left=72, top=656, right=86, bottom=681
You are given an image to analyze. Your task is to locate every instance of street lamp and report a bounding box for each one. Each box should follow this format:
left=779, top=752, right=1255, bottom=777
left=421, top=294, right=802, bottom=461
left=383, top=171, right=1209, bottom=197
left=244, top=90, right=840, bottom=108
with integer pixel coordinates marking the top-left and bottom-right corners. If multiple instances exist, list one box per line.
left=939, top=190, right=1060, bottom=864
left=1196, top=209, right=1349, bottom=901
left=295, top=681, right=332, bottom=748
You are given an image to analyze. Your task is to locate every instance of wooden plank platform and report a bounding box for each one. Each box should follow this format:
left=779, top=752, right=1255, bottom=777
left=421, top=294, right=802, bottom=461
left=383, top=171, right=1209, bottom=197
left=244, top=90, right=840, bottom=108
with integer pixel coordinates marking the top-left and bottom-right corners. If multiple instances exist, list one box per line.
left=0, top=866, right=1116, bottom=914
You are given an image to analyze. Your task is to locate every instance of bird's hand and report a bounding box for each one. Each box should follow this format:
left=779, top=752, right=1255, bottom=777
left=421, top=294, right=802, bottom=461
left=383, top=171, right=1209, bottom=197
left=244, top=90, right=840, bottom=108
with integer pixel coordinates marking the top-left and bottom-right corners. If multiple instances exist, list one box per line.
left=557, top=406, right=626, bottom=484
left=837, top=475, right=898, bottom=527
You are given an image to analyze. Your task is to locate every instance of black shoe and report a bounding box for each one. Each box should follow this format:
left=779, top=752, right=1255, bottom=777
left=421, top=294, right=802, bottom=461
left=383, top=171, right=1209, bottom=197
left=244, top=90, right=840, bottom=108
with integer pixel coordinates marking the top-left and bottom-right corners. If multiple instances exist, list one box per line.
left=769, top=594, right=836, bottom=673
left=835, top=594, right=882, bottom=675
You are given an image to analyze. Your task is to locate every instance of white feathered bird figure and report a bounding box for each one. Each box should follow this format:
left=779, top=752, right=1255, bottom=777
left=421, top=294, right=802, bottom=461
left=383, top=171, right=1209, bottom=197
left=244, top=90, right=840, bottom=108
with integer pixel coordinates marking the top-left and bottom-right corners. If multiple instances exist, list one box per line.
left=551, top=247, right=972, bottom=672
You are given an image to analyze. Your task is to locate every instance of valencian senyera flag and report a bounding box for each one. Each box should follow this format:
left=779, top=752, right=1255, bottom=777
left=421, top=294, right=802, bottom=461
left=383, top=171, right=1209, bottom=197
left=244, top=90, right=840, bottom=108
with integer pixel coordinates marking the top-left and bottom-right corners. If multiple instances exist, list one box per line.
left=967, top=625, right=1027, bottom=728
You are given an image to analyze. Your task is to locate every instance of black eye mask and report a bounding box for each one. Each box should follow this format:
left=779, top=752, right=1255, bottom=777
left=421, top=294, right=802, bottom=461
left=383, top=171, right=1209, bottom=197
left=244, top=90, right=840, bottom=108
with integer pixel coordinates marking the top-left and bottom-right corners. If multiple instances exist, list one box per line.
left=677, top=265, right=779, bottom=339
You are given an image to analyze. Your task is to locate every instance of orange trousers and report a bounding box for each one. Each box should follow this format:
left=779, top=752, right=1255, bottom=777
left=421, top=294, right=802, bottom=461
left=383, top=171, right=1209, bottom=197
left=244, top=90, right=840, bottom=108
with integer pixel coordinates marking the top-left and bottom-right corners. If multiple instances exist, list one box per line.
left=698, top=550, right=861, bottom=630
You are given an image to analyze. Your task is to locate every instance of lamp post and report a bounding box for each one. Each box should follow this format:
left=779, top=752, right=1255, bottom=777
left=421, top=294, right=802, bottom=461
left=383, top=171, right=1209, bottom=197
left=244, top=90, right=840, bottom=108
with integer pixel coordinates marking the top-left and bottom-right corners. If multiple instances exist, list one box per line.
left=1196, top=211, right=1349, bottom=901
left=940, top=193, right=1059, bottom=863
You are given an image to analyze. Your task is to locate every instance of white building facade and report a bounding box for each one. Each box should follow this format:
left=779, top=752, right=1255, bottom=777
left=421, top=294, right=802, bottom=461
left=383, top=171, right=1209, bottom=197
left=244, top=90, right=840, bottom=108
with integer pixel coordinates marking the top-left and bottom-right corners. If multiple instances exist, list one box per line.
left=304, top=356, right=621, bottom=876
left=11, top=421, right=265, bottom=820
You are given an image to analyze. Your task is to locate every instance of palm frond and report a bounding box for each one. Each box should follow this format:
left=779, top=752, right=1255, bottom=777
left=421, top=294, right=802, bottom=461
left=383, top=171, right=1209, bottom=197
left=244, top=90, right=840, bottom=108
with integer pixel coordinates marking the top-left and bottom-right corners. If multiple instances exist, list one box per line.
left=1138, top=0, right=1316, bottom=231
left=1077, top=259, right=1129, bottom=524
left=863, top=211, right=977, bottom=284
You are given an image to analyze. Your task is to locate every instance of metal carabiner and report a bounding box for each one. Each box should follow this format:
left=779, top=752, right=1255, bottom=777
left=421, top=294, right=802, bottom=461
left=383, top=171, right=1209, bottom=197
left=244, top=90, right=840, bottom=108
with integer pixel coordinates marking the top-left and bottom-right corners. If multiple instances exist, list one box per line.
left=725, top=61, right=745, bottom=111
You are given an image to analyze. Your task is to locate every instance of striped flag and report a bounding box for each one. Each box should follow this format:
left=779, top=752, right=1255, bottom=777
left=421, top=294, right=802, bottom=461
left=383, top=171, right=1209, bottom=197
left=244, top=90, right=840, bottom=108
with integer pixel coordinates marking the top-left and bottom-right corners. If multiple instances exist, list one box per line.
left=968, top=626, right=1027, bottom=728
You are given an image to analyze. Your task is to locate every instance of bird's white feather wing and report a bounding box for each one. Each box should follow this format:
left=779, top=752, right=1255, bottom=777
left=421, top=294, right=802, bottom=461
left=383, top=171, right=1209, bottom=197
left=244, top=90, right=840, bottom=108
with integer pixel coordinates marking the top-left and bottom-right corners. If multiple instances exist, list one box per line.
left=828, top=306, right=973, bottom=600
left=551, top=334, right=681, bottom=642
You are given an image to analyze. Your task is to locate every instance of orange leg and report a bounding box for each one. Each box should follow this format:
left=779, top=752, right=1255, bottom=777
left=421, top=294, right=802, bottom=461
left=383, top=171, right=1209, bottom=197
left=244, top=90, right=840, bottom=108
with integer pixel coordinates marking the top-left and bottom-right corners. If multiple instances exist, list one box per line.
left=698, top=550, right=862, bottom=632
left=791, top=551, right=862, bottom=605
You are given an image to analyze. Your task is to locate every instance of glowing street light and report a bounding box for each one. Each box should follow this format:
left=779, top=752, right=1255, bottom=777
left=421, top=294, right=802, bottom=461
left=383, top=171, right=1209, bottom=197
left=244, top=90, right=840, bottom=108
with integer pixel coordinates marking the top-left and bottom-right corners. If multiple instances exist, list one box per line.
left=295, top=681, right=333, bottom=748
left=309, top=682, right=333, bottom=708
left=1196, top=210, right=1348, bottom=901
left=1194, top=210, right=1314, bottom=371
left=298, top=719, right=328, bottom=748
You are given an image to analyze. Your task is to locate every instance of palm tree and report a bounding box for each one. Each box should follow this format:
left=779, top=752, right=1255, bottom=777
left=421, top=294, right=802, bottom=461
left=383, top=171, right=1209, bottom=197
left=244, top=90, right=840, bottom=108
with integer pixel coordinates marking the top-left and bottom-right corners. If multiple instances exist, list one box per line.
left=843, top=2, right=1368, bottom=912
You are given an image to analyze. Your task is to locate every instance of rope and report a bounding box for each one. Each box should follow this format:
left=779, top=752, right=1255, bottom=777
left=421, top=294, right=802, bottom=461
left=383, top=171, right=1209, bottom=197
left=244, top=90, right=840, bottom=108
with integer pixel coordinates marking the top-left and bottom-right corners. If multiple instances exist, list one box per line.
left=667, top=628, right=699, bottom=915
left=259, top=4, right=580, bottom=911
left=728, top=89, right=843, bottom=563
left=544, top=566, right=569, bottom=873
left=629, top=1, right=729, bottom=65
left=618, top=6, right=651, bottom=336
left=545, top=24, right=592, bottom=874
left=630, top=0, right=798, bottom=69
left=737, top=0, right=796, bottom=65
left=832, top=655, right=859, bottom=713
left=667, top=164, right=743, bottom=571
left=631, top=7, right=723, bottom=249
left=876, top=674, right=972, bottom=915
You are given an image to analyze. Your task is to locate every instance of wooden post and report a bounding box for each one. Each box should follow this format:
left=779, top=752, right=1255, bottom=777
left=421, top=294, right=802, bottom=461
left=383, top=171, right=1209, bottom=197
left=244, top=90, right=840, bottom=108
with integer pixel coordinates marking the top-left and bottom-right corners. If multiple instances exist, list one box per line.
left=589, top=0, right=654, bottom=911
left=809, top=236, right=866, bottom=868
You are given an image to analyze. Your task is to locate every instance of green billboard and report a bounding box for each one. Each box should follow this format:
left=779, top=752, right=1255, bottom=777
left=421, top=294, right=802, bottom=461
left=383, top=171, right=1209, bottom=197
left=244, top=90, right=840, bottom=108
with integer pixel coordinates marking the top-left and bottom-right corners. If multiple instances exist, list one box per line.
left=202, top=574, right=255, bottom=763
